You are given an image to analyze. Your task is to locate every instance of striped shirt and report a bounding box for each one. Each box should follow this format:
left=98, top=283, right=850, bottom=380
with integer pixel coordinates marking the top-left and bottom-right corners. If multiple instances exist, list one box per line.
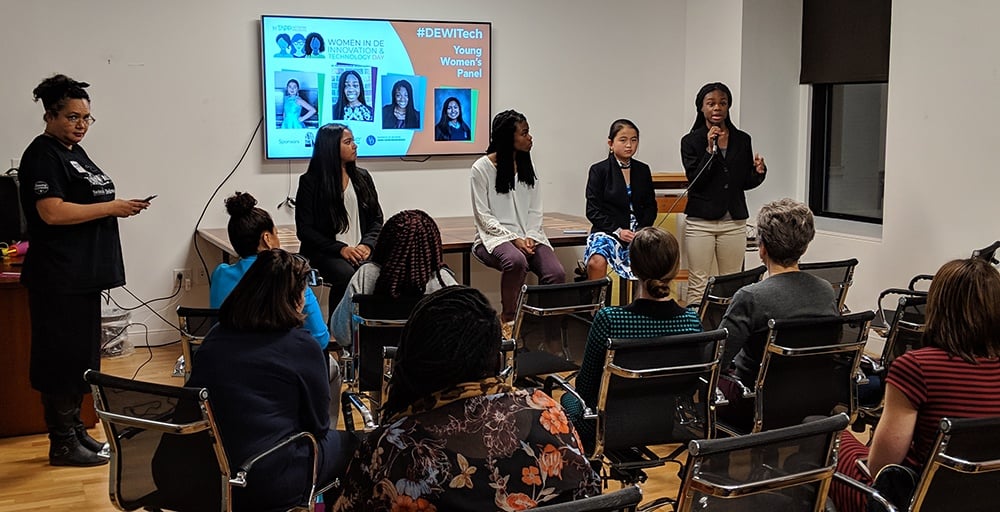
left=888, top=346, right=1000, bottom=467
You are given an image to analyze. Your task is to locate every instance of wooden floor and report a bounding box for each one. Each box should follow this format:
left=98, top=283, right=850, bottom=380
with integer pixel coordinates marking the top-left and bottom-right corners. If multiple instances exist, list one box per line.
left=0, top=344, right=684, bottom=511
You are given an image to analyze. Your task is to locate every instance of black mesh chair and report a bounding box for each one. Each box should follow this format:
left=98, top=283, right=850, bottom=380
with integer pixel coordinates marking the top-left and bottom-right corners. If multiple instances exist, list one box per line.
left=547, top=329, right=727, bottom=509
left=718, top=310, right=875, bottom=435
left=854, top=294, right=926, bottom=432
left=835, top=415, right=1000, bottom=512
left=697, top=266, right=766, bottom=331
left=85, top=370, right=335, bottom=512
left=345, top=294, right=421, bottom=409
left=531, top=485, right=642, bottom=512
left=343, top=340, right=518, bottom=433
left=512, top=278, right=610, bottom=384
left=799, top=258, right=859, bottom=312
left=176, top=306, right=219, bottom=381
left=671, top=413, right=849, bottom=511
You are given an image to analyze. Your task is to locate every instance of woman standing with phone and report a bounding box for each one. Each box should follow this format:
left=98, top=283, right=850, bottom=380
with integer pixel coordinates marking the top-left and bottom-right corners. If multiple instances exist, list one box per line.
left=18, top=74, right=151, bottom=466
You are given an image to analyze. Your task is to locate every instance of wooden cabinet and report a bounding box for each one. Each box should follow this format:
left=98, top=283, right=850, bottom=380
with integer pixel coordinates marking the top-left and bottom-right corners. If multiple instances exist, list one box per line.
left=0, top=257, right=96, bottom=438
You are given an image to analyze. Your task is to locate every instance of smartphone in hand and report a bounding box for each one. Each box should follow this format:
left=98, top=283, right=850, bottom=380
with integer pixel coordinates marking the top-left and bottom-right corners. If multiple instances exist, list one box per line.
left=142, top=194, right=157, bottom=202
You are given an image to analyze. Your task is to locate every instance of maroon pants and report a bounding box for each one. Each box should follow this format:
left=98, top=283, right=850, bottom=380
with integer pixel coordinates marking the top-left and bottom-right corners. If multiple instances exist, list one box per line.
left=474, top=242, right=566, bottom=322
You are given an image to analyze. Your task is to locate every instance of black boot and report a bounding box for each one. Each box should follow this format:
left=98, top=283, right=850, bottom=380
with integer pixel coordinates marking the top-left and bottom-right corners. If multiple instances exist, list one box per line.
left=72, top=394, right=110, bottom=457
left=42, top=394, right=108, bottom=467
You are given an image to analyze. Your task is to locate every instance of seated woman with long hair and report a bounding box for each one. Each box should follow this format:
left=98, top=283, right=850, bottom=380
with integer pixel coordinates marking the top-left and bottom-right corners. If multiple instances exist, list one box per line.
left=155, top=249, right=354, bottom=511
left=831, top=257, right=1000, bottom=512
left=329, top=209, right=458, bottom=348
left=561, top=227, right=703, bottom=448
left=330, top=286, right=599, bottom=511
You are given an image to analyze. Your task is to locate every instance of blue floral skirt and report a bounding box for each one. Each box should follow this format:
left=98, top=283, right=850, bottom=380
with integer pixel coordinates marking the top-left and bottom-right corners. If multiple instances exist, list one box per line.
left=584, top=232, right=633, bottom=279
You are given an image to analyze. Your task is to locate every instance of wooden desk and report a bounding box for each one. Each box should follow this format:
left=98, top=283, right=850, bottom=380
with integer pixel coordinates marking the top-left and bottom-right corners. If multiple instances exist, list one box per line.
left=0, top=257, right=97, bottom=437
left=198, top=212, right=592, bottom=285
left=652, top=172, right=688, bottom=214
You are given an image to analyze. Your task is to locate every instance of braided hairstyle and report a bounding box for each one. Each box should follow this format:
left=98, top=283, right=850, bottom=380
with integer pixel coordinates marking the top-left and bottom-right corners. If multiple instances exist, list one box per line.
left=487, top=109, right=536, bottom=194
left=33, top=74, right=90, bottom=115
left=371, top=210, right=447, bottom=298
left=224, top=191, right=275, bottom=257
left=382, top=286, right=502, bottom=419
left=628, top=227, right=680, bottom=299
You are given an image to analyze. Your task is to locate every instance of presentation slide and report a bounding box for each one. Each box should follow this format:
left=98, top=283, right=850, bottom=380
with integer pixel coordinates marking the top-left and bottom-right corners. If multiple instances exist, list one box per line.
left=261, top=16, right=492, bottom=159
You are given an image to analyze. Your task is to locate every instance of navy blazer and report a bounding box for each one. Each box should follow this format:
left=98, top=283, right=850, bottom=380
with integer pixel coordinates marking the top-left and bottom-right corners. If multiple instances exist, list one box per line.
left=295, top=167, right=383, bottom=260
left=680, top=126, right=766, bottom=220
left=585, top=155, right=657, bottom=235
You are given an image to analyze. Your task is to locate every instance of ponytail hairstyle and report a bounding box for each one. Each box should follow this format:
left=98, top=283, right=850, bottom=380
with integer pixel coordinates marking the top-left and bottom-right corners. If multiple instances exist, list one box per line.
left=486, top=109, right=535, bottom=194
left=382, top=286, right=502, bottom=419
left=304, top=123, right=375, bottom=234
left=628, top=227, right=680, bottom=299
left=371, top=210, right=448, bottom=299
left=33, top=74, right=91, bottom=116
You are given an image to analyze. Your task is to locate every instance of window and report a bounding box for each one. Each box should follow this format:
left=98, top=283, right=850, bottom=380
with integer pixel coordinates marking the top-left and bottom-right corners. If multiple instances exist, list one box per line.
left=808, top=83, right=888, bottom=223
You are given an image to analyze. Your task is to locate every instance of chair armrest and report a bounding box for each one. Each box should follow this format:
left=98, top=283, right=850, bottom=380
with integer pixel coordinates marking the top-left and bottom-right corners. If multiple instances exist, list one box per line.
left=544, top=375, right=596, bottom=420
left=341, top=391, right=376, bottom=433
left=908, top=274, right=934, bottom=292
left=714, top=385, right=729, bottom=407
left=232, top=431, right=318, bottom=488
left=719, top=373, right=755, bottom=399
left=832, top=472, right=899, bottom=512
left=860, top=354, right=884, bottom=375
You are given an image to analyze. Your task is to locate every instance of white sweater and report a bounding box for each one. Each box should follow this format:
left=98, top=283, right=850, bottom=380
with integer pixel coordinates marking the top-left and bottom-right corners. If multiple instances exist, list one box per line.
left=470, top=155, right=551, bottom=252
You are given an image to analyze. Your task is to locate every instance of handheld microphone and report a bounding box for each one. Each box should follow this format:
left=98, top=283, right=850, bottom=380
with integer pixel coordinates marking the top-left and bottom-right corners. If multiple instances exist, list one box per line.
left=711, top=134, right=719, bottom=155
left=656, top=150, right=718, bottom=228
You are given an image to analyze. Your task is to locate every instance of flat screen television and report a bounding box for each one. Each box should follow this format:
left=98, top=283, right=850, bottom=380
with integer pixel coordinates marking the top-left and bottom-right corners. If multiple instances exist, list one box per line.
left=261, top=15, right=491, bottom=159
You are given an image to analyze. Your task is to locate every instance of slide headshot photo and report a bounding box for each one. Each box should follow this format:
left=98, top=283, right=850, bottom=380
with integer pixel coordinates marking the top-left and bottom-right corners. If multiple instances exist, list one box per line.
left=274, top=71, right=319, bottom=129
left=381, top=74, right=426, bottom=130
left=332, top=67, right=376, bottom=122
left=433, top=89, right=473, bottom=141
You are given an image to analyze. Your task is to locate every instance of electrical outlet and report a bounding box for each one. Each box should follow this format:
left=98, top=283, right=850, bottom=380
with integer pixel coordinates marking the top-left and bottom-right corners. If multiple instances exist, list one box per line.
left=173, top=268, right=192, bottom=291
left=194, top=266, right=209, bottom=285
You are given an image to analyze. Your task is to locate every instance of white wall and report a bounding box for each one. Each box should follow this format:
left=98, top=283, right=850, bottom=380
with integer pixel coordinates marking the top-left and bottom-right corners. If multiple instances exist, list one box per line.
left=6, top=0, right=997, bottom=343
left=1, top=0, right=688, bottom=343
left=802, top=0, right=1000, bottom=307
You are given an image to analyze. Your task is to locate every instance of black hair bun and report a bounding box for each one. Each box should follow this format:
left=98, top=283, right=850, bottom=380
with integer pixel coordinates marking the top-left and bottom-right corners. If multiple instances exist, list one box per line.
left=224, top=191, right=258, bottom=217
left=32, top=74, right=90, bottom=105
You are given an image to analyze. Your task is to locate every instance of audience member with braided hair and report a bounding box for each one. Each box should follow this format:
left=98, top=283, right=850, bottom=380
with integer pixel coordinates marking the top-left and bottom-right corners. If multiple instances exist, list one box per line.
left=471, top=109, right=566, bottom=331
left=329, top=209, right=457, bottom=348
left=331, top=286, right=599, bottom=510
left=561, top=227, right=703, bottom=449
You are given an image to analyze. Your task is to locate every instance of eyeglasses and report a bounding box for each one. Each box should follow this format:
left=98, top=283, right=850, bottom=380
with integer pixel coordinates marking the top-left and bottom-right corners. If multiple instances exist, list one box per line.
left=291, top=253, right=321, bottom=286
left=63, top=113, right=96, bottom=126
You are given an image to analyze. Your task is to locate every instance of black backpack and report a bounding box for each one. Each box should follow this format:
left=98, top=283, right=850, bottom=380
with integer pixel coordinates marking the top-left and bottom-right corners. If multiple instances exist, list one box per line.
left=0, top=168, right=28, bottom=243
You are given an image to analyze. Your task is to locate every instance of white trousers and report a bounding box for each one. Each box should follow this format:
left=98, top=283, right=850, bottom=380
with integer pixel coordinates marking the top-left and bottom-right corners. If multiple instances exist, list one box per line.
left=684, top=217, right=747, bottom=305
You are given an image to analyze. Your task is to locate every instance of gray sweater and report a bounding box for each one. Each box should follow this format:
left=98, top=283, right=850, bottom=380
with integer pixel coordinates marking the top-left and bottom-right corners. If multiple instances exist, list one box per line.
left=329, top=263, right=458, bottom=347
left=719, top=271, right=839, bottom=384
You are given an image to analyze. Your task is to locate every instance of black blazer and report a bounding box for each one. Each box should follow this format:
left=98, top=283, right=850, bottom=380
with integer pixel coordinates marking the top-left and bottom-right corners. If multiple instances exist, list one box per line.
left=381, top=104, right=420, bottom=129
left=585, top=155, right=657, bottom=235
left=295, top=167, right=383, bottom=260
left=680, top=126, right=766, bottom=220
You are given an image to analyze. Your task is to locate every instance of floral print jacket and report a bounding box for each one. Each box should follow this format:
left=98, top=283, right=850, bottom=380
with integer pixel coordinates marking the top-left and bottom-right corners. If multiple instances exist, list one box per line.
left=330, top=378, right=601, bottom=511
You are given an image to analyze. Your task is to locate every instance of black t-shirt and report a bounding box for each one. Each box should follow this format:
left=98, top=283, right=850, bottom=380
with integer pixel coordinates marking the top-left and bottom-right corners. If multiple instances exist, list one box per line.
left=18, top=135, right=124, bottom=292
